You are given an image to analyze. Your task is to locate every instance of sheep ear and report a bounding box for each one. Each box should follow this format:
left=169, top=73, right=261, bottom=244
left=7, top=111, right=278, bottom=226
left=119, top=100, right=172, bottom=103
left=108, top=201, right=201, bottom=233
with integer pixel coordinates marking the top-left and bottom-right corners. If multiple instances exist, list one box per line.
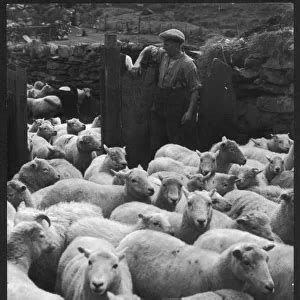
left=103, top=144, right=110, bottom=153
left=271, top=134, right=278, bottom=140
left=137, top=164, right=144, bottom=170
left=252, top=168, right=263, bottom=175
left=18, top=201, right=26, bottom=210
left=265, top=155, right=272, bottom=162
left=182, top=186, right=189, bottom=198
left=222, top=136, right=227, bottom=142
left=208, top=189, right=216, bottom=197
left=116, top=247, right=128, bottom=261
left=232, top=248, right=243, bottom=259
left=230, top=175, right=240, bottom=183
left=288, top=138, right=294, bottom=145
left=138, top=213, right=149, bottom=222
left=106, top=292, right=114, bottom=300
left=280, top=193, right=291, bottom=202
left=122, top=146, right=126, bottom=154
left=203, top=172, right=212, bottom=181
left=111, top=169, right=119, bottom=176
left=236, top=215, right=249, bottom=224
left=20, top=185, right=27, bottom=192
left=91, top=151, right=98, bottom=160
left=214, top=150, right=220, bottom=157
left=262, top=244, right=275, bottom=252
left=157, top=174, right=164, bottom=182
left=78, top=247, right=91, bottom=258
left=195, top=150, right=201, bottom=157
left=30, top=160, right=38, bottom=169
left=250, top=138, right=260, bottom=146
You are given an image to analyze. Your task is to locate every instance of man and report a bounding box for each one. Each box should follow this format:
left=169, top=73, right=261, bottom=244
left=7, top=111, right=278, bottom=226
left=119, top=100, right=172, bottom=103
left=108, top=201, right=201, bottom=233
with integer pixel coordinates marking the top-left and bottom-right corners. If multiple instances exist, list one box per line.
left=131, top=29, right=202, bottom=158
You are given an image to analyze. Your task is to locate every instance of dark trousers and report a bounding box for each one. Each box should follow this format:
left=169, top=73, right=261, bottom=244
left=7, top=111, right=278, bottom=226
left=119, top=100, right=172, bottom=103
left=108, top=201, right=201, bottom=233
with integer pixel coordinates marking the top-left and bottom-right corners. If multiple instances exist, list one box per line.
left=150, top=88, right=198, bottom=158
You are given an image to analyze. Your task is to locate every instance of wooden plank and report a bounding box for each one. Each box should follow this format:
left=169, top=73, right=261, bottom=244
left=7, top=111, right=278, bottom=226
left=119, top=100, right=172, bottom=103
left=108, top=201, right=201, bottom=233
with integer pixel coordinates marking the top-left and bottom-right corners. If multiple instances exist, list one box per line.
left=103, top=34, right=122, bottom=146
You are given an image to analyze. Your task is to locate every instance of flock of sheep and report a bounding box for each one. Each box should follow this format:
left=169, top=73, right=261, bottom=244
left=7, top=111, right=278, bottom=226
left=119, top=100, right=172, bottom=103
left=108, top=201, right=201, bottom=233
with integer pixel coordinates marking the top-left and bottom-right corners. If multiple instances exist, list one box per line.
left=7, top=80, right=294, bottom=300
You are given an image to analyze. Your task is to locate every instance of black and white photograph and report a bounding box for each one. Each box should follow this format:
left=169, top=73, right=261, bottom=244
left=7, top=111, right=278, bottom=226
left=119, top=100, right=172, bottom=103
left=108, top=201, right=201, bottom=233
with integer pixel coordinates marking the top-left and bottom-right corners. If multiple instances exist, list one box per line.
left=6, top=2, right=294, bottom=300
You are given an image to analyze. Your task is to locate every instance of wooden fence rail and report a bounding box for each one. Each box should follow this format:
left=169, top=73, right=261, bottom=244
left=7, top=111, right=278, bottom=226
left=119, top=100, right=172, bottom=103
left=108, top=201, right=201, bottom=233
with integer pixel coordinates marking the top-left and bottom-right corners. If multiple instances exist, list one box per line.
left=7, top=66, right=28, bottom=180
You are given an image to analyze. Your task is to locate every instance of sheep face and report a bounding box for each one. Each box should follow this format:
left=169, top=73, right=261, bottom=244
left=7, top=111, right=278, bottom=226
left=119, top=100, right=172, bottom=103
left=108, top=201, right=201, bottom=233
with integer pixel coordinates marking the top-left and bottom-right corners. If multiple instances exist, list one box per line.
left=78, top=248, right=125, bottom=295
left=33, top=81, right=45, bottom=90
left=235, top=167, right=263, bottom=189
left=220, top=138, right=247, bottom=165
left=78, top=135, right=102, bottom=152
left=37, top=122, right=57, bottom=140
left=105, top=145, right=128, bottom=171
left=47, top=146, right=66, bottom=159
left=67, top=118, right=86, bottom=135
left=7, top=180, right=31, bottom=209
left=210, top=174, right=240, bottom=196
left=138, top=213, right=174, bottom=235
left=208, top=189, right=232, bottom=212
left=230, top=243, right=275, bottom=295
left=271, top=134, right=292, bottom=153
left=28, top=118, right=45, bottom=132
left=47, top=117, right=61, bottom=126
left=185, top=191, right=213, bottom=230
left=280, top=191, right=294, bottom=217
left=20, top=158, right=60, bottom=186
left=125, top=168, right=155, bottom=197
left=160, top=177, right=183, bottom=208
left=266, top=156, right=285, bottom=176
left=186, top=174, right=205, bottom=192
left=197, top=151, right=218, bottom=176
left=236, top=212, right=274, bottom=241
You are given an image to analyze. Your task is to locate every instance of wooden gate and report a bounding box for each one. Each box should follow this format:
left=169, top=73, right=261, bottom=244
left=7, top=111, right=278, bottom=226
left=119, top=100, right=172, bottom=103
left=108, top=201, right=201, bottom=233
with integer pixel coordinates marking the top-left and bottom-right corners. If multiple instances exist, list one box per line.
left=7, top=66, right=28, bottom=180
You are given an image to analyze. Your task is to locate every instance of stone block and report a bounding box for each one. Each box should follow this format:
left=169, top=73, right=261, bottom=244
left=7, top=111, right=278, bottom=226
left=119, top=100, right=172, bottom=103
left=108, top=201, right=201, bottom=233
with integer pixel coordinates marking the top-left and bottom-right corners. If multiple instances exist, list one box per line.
left=57, top=45, right=69, bottom=58
left=257, top=96, right=294, bottom=113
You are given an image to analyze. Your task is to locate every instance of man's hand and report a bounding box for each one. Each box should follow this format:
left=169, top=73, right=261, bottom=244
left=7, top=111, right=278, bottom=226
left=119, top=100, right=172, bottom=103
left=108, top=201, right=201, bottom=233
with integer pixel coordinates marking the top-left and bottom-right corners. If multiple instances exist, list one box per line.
left=181, top=111, right=193, bottom=124
left=130, top=64, right=142, bottom=77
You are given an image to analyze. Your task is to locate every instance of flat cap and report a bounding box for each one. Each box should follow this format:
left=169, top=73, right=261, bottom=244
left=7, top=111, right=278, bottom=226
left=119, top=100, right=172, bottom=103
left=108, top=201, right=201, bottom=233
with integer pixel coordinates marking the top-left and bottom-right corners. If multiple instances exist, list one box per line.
left=159, top=29, right=185, bottom=44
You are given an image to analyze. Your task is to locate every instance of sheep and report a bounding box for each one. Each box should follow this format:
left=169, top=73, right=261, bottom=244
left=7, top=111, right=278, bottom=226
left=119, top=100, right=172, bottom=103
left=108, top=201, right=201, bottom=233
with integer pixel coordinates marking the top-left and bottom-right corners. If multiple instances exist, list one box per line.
left=147, top=157, right=198, bottom=176
left=31, top=186, right=54, bottom=208
left=27, top=83, right=54, bottom=98
left=228, top=165, right=263, bottom=189
left=270, top=191, right=294, bottom=245
left=51, top=118, right=86, bottom=144
left=85, top=115, right=102, bottom=129
left=261, top=156, right=285, bottom=184
left=55, top=236, right=134, bottom=299
left=7, top=179, right=35, bottom=208
left=224, top=190, right=278, bottom=219
left=117, top=230, right=275, bottom=299
left=84, top=145, right=127, bottom=184
left=38, top=166, right=155, bottom=217
left=7, top=201, right=16, bottom=238
left=203, top=173, right=240, bottom=196
left=28, top=118, right=48, bottom=132
left=7, top=216, right=64, bottom=300
left=29, top=135, right=66, bottom=159
left=178, top=190, right=274, bottom=241
left=155, top=144, right=218, bottom=175
left=48, top=158, right=83, bottom=179
left=193, top=230, right=293, bottom=300
left=270, top=169, right=294, bottom=188
left=27, top=95, right=62, bottom=119
left=210, top=136, right=247, bottom=173
left=13, top=158, right=60, bottom=193
left=243, top=137, right=269, bottom=149
left=33, top=80, right=45, bottom=90
left=14, top=201, right=103, bottom=292
left=107, top=292, right=141, bottom=300
left=175, top=189, right=231, bottom=213
left=264, top=134, right=293, bottom=153
left=283, top=143, right=294, bottom=170
left=181, top=289, right=254, bottom=300
left=66, top=212, right=174, bottom=247
left=53, top=134, right=102, bottom=173
left=247, top=185, right=292, bottom=203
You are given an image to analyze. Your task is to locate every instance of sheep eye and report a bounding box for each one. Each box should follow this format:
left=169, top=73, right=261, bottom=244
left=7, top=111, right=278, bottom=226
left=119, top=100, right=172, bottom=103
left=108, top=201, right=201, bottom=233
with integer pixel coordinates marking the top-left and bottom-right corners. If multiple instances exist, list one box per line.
left=39, top=234, right=45, bottom=238
left=243, top=260, right=250, bottom=266
left=112, top=264, right=118, bottom=269
left=200, top=159, right=203, bottom=162
left=131, top=179, right=137, bottom=183
left=224, top=184, right=228, bottom=187
left=153, top=222, right=160, bottom=226
left=208, top=202, right=212, bottom=207
left=88, top=261, right=92, bottom=266
left=187, top=202, right=192, bottom=207
left=43, top=168, right=49, bottom=173
left=162, top=184, right=166, bottom=187
left=212, top=199, right=217, bottom=204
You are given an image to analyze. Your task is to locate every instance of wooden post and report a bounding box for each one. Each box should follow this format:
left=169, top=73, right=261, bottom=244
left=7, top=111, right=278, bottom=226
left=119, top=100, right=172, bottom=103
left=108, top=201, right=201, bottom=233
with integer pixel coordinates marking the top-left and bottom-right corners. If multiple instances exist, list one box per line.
left=102, top=34, right=122, bottom=147
left=104, top=15, right=107, bottom=31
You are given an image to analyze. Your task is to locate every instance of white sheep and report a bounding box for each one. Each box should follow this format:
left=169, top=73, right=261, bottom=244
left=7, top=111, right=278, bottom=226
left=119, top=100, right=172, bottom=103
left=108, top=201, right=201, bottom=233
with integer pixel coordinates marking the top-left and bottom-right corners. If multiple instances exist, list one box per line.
left=283, top=143, right=294, bottom=170
left=270, top=169, right=294, bottom=188
left=203, top=173, right=240, bottom=196
left=85, top=115, right=101, bottom=129
left=51, top=118, right=86, bottom=144
left=147, top=157, right=198, bottom=177
left=38, top=166, right=155, bottom=217
left=259, top=156, right=285, bottom=184
left=7, top=179, right=35, bottom=208
left=209, top=136, right=247, bottom=173
left=27, top=95, right=62, bottom=120
left=28, top=118, right=48, bottom=132
left=247, top=185, right=292, bottom=203
left=270, top=191, right=294, bottom=245
left=14, top=201, right=103, bottom=292
left=155, top=144, right=218, bottom=175
left=224, top=190, right=278, bottom=219
left=27, top=83, right=53, bottom=98
left=7, top=201, right=16, bottom=239
left=263, top=134, right=293, bottom=153
left=7, top=216, right=63, bottom=299
left=84, top=145, right=127, bottom=184
left=55, top=236, right=134, bottom=299
left=53, top=134, right=102, bottom=173
left=181, top=289, right=254, bottom=300
left=193, top=229, right=293, bottom=300
left=47, top=158, right=83, bottom=179
left=29, top=135, right=66, bottom=160
left=13, top=158, right=61, bottom=193
left=117, top=230, right=275, bottom=299
left=66, top=212, right=174, bottom=247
